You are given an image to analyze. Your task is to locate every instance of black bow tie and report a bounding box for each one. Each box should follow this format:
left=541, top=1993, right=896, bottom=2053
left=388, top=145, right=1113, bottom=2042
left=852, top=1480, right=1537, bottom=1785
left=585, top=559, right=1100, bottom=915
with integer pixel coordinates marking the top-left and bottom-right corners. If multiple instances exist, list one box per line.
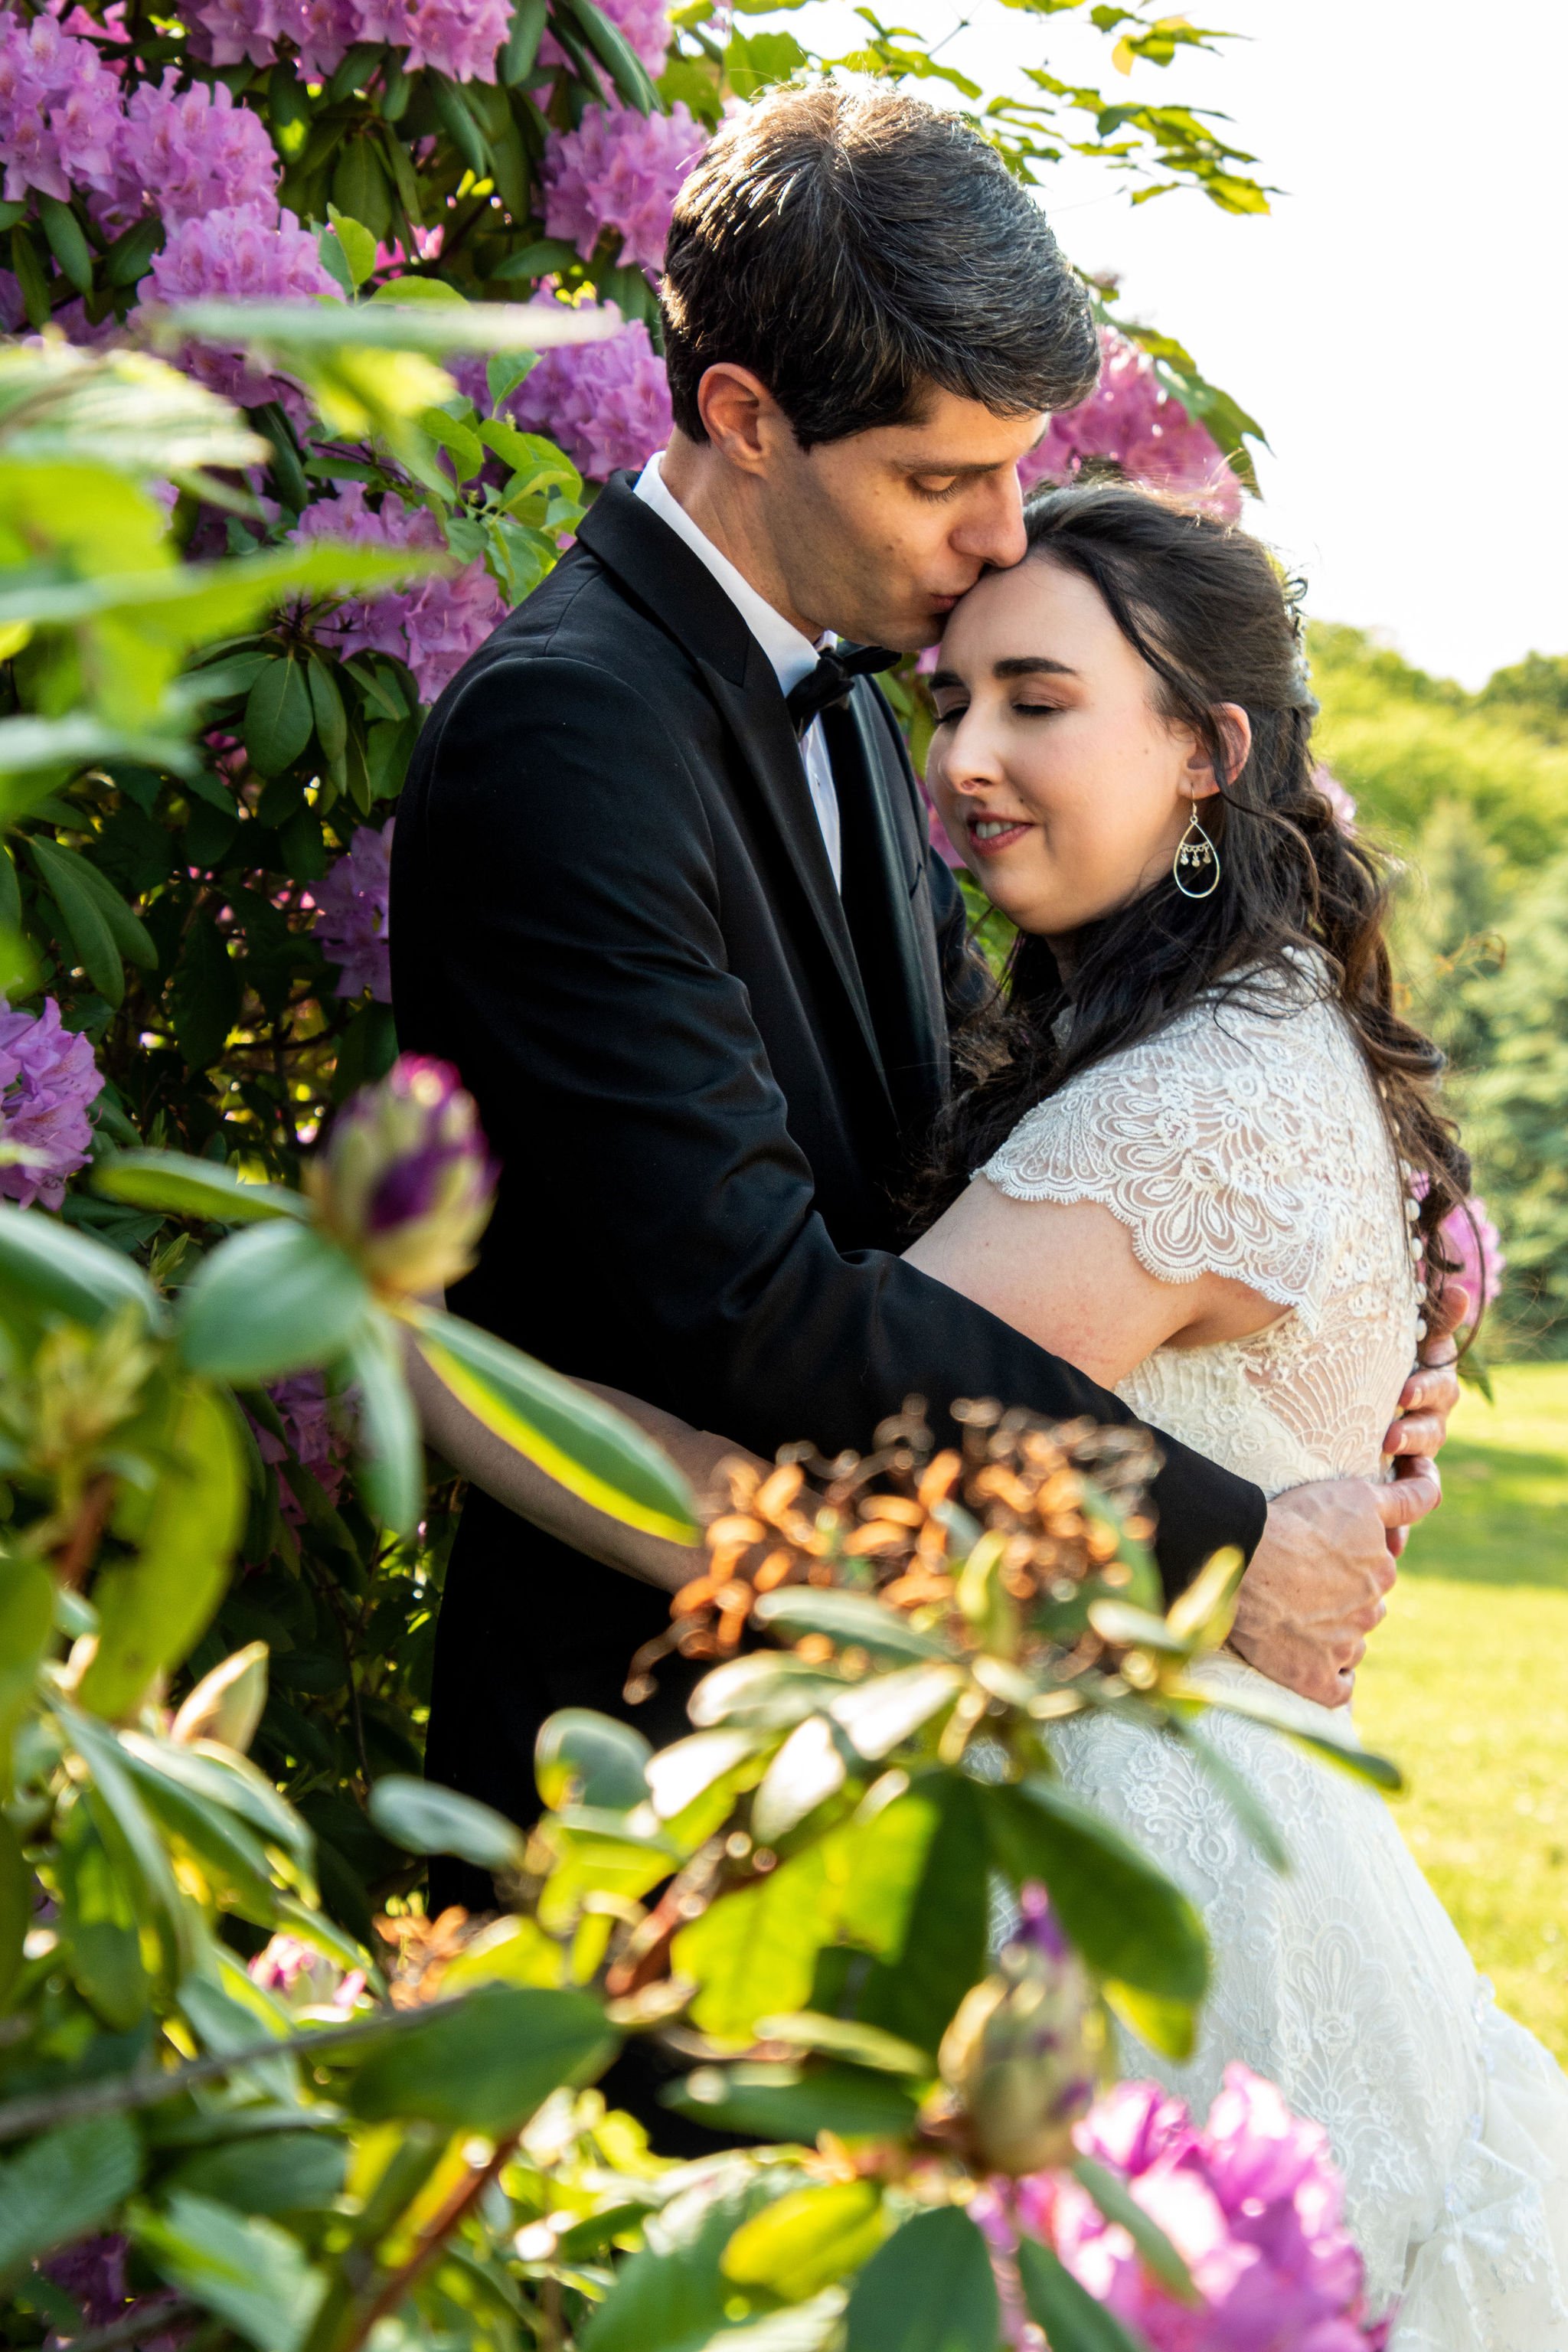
left=785, top=642, right=899, bottom=737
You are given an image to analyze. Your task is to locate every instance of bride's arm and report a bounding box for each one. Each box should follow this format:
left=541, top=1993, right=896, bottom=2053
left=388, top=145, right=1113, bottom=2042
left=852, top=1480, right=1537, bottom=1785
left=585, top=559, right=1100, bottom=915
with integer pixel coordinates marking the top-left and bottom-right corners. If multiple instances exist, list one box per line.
left=905, top=1181, right=1287, bottom=1387
left=403, top=1331, right=759, bottom=1596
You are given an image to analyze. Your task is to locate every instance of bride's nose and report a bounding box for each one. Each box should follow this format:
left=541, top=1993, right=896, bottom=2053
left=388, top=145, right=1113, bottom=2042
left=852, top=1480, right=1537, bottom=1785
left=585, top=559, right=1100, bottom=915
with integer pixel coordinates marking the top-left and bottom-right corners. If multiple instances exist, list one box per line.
left=936, top=709, right=1007, bottom=798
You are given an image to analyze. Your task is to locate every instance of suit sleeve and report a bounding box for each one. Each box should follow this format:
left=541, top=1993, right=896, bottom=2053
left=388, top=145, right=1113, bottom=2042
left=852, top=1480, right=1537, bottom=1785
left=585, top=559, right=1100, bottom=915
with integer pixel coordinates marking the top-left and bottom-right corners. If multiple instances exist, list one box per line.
left=395, top=652, right=1266, bottom=1598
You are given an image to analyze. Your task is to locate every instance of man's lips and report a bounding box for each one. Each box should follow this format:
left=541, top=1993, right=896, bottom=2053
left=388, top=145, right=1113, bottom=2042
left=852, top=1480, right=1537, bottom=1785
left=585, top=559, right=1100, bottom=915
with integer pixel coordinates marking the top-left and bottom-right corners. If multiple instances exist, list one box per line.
left=965, top=815, right=1031, bottom=858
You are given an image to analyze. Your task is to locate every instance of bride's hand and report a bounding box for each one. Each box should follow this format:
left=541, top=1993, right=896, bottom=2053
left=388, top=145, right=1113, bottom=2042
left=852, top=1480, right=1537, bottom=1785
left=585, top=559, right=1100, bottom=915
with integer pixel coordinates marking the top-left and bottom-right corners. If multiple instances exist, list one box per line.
left=1228, top=1474, right=1438, bottom=1709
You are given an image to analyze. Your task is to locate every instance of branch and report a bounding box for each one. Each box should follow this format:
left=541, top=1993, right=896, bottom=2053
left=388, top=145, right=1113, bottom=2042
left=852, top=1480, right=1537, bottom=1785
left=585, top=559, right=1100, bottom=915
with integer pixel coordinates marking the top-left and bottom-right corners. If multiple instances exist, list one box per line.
left=0, top=2001, right=458, bottom=2145
left=337, top=2132, right=521, bottom=2352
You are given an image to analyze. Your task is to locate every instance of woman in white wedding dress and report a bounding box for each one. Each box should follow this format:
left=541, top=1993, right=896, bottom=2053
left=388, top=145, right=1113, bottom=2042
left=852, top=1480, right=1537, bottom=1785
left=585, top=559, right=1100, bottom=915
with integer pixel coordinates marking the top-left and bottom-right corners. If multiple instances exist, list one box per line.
left=905, top=482, right=1568, bottom=2345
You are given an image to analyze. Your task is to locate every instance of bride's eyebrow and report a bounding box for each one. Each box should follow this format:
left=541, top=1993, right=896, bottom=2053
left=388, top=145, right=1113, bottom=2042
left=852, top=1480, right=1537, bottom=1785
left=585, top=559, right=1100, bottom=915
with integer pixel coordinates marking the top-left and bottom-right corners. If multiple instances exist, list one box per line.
left=995, top=657, right=1078, bottom=680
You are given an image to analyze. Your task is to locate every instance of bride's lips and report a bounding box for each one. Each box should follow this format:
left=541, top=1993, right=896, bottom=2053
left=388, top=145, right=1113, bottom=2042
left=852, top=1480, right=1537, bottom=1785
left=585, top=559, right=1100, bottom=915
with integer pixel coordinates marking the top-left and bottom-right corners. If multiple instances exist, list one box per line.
left=966, top=815, right=1031, bottom=858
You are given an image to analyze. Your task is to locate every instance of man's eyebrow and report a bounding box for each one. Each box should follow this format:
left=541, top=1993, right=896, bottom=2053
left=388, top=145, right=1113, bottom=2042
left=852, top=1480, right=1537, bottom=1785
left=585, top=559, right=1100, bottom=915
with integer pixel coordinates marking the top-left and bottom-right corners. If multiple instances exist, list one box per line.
left=995, top=656, right=1078, bottom=680
left=898, top=456, right=1012, bottom=480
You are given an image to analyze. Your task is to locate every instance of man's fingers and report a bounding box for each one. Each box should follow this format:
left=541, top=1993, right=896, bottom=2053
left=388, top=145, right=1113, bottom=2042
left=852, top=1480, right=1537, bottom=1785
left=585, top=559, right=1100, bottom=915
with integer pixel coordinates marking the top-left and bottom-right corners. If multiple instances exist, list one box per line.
left=1388, top=1410, right=1447, bottom=1457
left=1398, top=1360, right=1461, bottom=1416
left=1374, top=1461, right=1441, bottom=1526
left=1426, top=1280, right=1472, bottom=1344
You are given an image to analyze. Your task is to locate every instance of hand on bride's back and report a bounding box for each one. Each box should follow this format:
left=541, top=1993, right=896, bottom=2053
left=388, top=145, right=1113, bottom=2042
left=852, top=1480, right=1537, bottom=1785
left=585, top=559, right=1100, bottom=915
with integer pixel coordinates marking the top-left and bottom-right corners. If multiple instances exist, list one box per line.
left=1230, top=1472, right=1441, bottom=1709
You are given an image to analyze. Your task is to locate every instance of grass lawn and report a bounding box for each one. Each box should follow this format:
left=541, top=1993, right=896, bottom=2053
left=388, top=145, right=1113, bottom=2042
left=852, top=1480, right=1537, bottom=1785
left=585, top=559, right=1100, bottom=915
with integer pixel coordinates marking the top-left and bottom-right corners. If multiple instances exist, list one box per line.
left=1353, top=1361, right=1568, bottom=2060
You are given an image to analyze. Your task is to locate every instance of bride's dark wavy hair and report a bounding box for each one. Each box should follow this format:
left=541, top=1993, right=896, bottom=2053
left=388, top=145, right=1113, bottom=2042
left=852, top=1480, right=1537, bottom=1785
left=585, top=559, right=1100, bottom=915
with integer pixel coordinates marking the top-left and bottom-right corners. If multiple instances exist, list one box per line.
left=913, top=480, right=1474, bottom=1331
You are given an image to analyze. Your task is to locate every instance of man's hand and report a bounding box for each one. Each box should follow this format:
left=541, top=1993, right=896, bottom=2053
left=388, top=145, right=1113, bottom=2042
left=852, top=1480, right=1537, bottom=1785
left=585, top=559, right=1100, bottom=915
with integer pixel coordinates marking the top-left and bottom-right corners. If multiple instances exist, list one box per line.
left=1379, top=1281, right=1468, bottom=1554
left=1229, top=1469, right=1441, bottom=1708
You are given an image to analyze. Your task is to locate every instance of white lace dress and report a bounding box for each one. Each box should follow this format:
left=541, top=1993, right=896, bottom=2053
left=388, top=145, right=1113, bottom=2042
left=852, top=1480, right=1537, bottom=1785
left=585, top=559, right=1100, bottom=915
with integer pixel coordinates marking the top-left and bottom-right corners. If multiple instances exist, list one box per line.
left=982, top=960, right=1568, bottom=2345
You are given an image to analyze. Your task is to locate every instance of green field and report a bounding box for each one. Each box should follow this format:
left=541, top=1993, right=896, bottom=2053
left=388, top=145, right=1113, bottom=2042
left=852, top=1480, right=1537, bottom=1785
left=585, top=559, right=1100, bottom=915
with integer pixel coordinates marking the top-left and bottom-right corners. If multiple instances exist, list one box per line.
left=1353, top=1363, right=1568, bottom=2059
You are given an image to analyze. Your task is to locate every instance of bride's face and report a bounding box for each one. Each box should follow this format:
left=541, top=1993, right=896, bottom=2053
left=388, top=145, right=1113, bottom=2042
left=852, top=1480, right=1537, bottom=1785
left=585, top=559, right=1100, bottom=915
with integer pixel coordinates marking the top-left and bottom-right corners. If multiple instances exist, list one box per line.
left=926, top=554, right=1243, bottom=947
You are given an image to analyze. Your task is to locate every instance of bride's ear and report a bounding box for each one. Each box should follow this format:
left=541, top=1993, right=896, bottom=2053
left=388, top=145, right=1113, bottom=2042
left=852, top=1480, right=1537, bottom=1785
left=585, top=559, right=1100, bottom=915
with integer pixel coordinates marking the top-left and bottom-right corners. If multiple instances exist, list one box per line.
left=1183, top=701, right=1251, bottom=797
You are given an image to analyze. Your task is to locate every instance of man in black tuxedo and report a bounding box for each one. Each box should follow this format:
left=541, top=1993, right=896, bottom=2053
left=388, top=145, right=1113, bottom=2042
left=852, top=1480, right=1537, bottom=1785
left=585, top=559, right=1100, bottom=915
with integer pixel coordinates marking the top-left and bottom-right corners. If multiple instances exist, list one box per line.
left=391, top=83, right=1455, bottom=1899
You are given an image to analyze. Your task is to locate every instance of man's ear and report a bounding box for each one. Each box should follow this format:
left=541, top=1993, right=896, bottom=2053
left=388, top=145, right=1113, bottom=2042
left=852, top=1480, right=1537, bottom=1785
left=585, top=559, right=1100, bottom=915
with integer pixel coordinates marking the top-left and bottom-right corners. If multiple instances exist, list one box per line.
left=695, top=363, right=787, bottom=475
left=1183, top=701, right=1252, bottom=798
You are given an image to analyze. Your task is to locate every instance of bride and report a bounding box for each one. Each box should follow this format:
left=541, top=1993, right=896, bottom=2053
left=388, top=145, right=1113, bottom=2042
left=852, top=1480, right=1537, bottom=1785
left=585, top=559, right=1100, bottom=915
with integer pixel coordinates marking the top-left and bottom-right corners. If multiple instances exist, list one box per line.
left=413, top=481, right=1568, bottom=2338
left=899, top=482, right=1568, bottom=2342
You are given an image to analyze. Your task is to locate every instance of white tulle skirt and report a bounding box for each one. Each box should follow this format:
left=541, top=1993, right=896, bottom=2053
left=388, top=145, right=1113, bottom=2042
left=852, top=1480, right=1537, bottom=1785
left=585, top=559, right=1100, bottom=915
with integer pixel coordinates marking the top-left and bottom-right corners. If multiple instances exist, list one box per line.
left=1050, top=1656, right=1568, bottom=2341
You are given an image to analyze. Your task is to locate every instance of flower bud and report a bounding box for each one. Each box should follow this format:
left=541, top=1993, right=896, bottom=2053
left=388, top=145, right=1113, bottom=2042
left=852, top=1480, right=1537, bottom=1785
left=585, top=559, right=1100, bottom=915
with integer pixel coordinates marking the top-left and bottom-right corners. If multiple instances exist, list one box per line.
left=306, top=1056, right=496, bottom=1299
left=939, top=1884, right=1100, bottom=2175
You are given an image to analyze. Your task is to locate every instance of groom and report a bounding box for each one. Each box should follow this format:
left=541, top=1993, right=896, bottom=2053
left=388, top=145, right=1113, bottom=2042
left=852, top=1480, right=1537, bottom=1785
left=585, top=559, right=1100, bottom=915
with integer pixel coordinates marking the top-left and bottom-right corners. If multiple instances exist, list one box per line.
left=391, top=83, right=1456, bottom=1877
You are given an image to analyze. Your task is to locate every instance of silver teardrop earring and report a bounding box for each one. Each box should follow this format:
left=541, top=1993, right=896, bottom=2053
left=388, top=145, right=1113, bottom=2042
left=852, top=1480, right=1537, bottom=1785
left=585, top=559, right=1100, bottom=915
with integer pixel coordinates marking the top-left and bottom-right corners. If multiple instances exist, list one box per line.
left=1172, top=792, right=1221, bottom=899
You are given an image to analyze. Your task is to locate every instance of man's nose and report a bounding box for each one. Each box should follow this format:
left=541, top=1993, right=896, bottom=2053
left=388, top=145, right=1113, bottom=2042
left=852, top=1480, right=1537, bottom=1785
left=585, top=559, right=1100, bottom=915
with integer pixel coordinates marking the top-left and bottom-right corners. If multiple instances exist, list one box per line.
left=952, top=469, right=1027, bottom=571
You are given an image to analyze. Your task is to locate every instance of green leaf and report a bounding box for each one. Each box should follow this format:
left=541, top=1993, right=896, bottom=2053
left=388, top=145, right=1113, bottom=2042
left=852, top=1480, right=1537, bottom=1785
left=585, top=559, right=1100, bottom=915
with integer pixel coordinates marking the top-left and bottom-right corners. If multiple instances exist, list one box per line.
left=57, top=1793, right=149, bottom=2029
left=581, top=2161, right=798, bottom=2352
left=244, top=655, right=314, bottom=778
left=536, top=1707, right=653, bottom=1811
left=843, top=2207, right=999, bottom=2352
left=164, top=2131, right=346, bottom=2218
left=38, top=197, right=93, bottom=296
left=412, top=1305, right=697, bottom=1543
left=1167, top=1718, right=1289, bottom=1872
left=723, top=2180, right=886, bottom=2301
left=0, top=1556, right=53, bottom=1798
left=754, top=2012, right=929, bottom=2076
left=177, top=1220, right=371, bottom=1384
left=94, top=1149, right=309, bottom=1227
left=752, top=1713, right=848, bottom=1844
left=828, top=1662, right=964, bottom=1759
left=669, top=2060, right=919, bottom=2145
left=134, top=2190, right=324, bottom=2352
left=0, top=1200, right=160, bottom=1332
left=982, top=1775, right=1208, bottom=2005
left=503, top=0, right=547, bottom=80
left=688, top=1654, right=848, bottom=1733
left=350, top=1984, right=617, bottom=2134
left=305, top=650, right=348, bottom=762
left=1071, top=2154, right=1196, bottom=2301
left=79, top=1383, right=246, bottom=1720
left=169, top=906, right=242, bottom=1072
left=368, top=1773, right=526, bottom=1875
left=1175, top=1675, right=1405, bottom=1793
left=59, top=1706, right=188, bottom=1966
left=25, top=833, right=122, bottom=1002
left=849, top=1780, right=990, bottom=2059
left=559, top=0, right=660, bottom=109
left=156, top=296, right=619, bottom=359
left=54, top=849, right=157, bottom=969
left=750, top=1587, right=951, bottom=1661
left=103, top=212, right=162, bottom=290
left=0, top=1810, right=28, bottom=2011
left=325, top=204, right=377, bottom=290
left=0, top=2115, right=142, bottom=2279
left=1014, top=2235, right=1145, bottom=2352
left=340, top=1309, right=422, bottom=1536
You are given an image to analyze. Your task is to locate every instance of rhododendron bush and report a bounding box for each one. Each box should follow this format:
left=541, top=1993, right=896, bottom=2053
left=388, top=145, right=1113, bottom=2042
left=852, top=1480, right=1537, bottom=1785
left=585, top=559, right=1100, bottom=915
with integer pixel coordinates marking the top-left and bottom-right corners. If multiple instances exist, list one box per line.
left=0, top=1, right=1344, bottom=2343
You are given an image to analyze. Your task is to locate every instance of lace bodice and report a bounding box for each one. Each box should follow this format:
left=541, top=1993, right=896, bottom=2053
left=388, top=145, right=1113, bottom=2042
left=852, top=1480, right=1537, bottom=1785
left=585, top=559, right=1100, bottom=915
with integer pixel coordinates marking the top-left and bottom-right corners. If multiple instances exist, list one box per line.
left=980, top=954, right=1423, bottom=1495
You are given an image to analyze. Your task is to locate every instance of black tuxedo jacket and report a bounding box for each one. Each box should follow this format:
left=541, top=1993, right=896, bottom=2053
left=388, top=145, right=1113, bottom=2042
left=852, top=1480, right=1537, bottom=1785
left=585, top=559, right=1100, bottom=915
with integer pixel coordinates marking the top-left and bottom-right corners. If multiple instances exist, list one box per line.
left=390, top=474, right=1267, bottom=1863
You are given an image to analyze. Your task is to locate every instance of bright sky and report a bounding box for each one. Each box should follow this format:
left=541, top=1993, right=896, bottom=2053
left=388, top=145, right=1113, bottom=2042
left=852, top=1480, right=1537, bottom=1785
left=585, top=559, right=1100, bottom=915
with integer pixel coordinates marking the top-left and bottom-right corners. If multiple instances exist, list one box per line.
left=786, top=0, right=1566, bottom=688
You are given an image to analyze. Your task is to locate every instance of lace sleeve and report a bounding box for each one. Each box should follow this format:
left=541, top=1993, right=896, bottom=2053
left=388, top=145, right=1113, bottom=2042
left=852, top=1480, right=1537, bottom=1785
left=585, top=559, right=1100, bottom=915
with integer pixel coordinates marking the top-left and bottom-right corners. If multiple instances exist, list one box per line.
left=979, top=978, right=1370, bottom=1328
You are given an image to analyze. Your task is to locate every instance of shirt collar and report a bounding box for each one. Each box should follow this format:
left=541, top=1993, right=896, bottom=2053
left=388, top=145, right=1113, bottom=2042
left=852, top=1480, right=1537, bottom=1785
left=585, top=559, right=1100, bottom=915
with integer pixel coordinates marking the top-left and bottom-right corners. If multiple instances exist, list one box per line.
left=633, top=452, right=828, bottom=696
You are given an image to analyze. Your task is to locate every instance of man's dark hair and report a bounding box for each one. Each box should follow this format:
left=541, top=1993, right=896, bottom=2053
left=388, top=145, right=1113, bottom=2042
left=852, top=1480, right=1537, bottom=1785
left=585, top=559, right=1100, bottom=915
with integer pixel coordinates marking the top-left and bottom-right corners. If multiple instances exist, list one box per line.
left=661, top=83, right=1099, bottom=448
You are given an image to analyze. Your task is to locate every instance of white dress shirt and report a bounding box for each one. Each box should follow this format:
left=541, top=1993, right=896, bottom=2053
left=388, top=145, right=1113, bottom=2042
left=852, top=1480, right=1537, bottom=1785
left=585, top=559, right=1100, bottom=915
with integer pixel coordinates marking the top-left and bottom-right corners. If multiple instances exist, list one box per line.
left=633, top=452, right=842, bottom=888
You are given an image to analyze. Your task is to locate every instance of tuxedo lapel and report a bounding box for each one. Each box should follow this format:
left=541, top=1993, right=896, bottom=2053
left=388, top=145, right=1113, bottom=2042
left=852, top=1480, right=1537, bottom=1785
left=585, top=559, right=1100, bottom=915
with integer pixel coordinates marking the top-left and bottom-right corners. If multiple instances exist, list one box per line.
left=577, top=479, right=892, bottom=1113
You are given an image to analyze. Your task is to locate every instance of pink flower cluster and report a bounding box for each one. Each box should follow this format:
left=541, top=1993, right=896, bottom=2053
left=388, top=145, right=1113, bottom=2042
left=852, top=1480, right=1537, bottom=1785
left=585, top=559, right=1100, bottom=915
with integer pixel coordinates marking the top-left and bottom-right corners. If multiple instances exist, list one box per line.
left=1312, top=762, right=1357, bottom=833
left=975, top=2066, right=1387, bottom=2352
left=250, top=1368, right=351, bottom=1527
left=508, top=301, right=671, bottom=479
left=1021, top=328, right=1242, bottom=524
left=0, top=8, right=122, bottom=203
left=116, top=67, right=277, bottom=221
left=1439, top=1194, right=1505, bottom=1317
left=149, top=201, right=336, bottom=407
left=0, top=995, right=103, bottom=1211
left=249, top=1929, right=368, bottom=2013
left=191, top=0, right=511, bottom=83
left=294, top=482, right=505, bottom=703
left=543, top=97, right=705, bottom=276
left=540, top=0, right=671, bottom=77
left=312, top=817, right=394, bottom=1001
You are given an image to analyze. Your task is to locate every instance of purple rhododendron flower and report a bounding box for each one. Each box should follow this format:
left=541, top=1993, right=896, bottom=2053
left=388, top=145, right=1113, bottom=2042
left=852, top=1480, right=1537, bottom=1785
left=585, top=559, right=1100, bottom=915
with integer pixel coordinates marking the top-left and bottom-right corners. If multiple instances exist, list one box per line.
left=508, top=302, right=672, bottom=480
left=116, top=67, right=278, bottom=223
left=974, top=2065, right=1386, bottom=2352
left=1021, top=328, right=1242, bottom=523
left=188, top=0, right=291, bottom=67
left=149, top=201, right=336, bottom=407
left=0, top=995, right=103, bottom=1210
left=293, top=483, right=505, bottom=703
left=1439, top=1194, right=1505, bottom=1315
left=398, top=0, right=511, bottom=80
left=312, top=818, right=393, bottom=1001
left=249, top=1369, right=350, bottom=1529
left=306, top=1054, right=496, bottom=1298
left=540, top=0, right=670, bottom=76
left=43, top=2235, right=186, bottom=2351
left=249, top=1930, right=367, bottom=2012
left=1312, top=762, right=1357, bottom=832
left=543, top=98, right=705, bottom=276
left=0, top=8, right=124, bottom=202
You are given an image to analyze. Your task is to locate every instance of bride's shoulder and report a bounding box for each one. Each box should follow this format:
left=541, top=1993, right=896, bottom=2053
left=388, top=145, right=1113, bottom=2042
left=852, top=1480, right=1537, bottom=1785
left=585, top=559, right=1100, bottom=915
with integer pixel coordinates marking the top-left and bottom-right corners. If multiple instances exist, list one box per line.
left=978, top=949, right=1387, bottom=1314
